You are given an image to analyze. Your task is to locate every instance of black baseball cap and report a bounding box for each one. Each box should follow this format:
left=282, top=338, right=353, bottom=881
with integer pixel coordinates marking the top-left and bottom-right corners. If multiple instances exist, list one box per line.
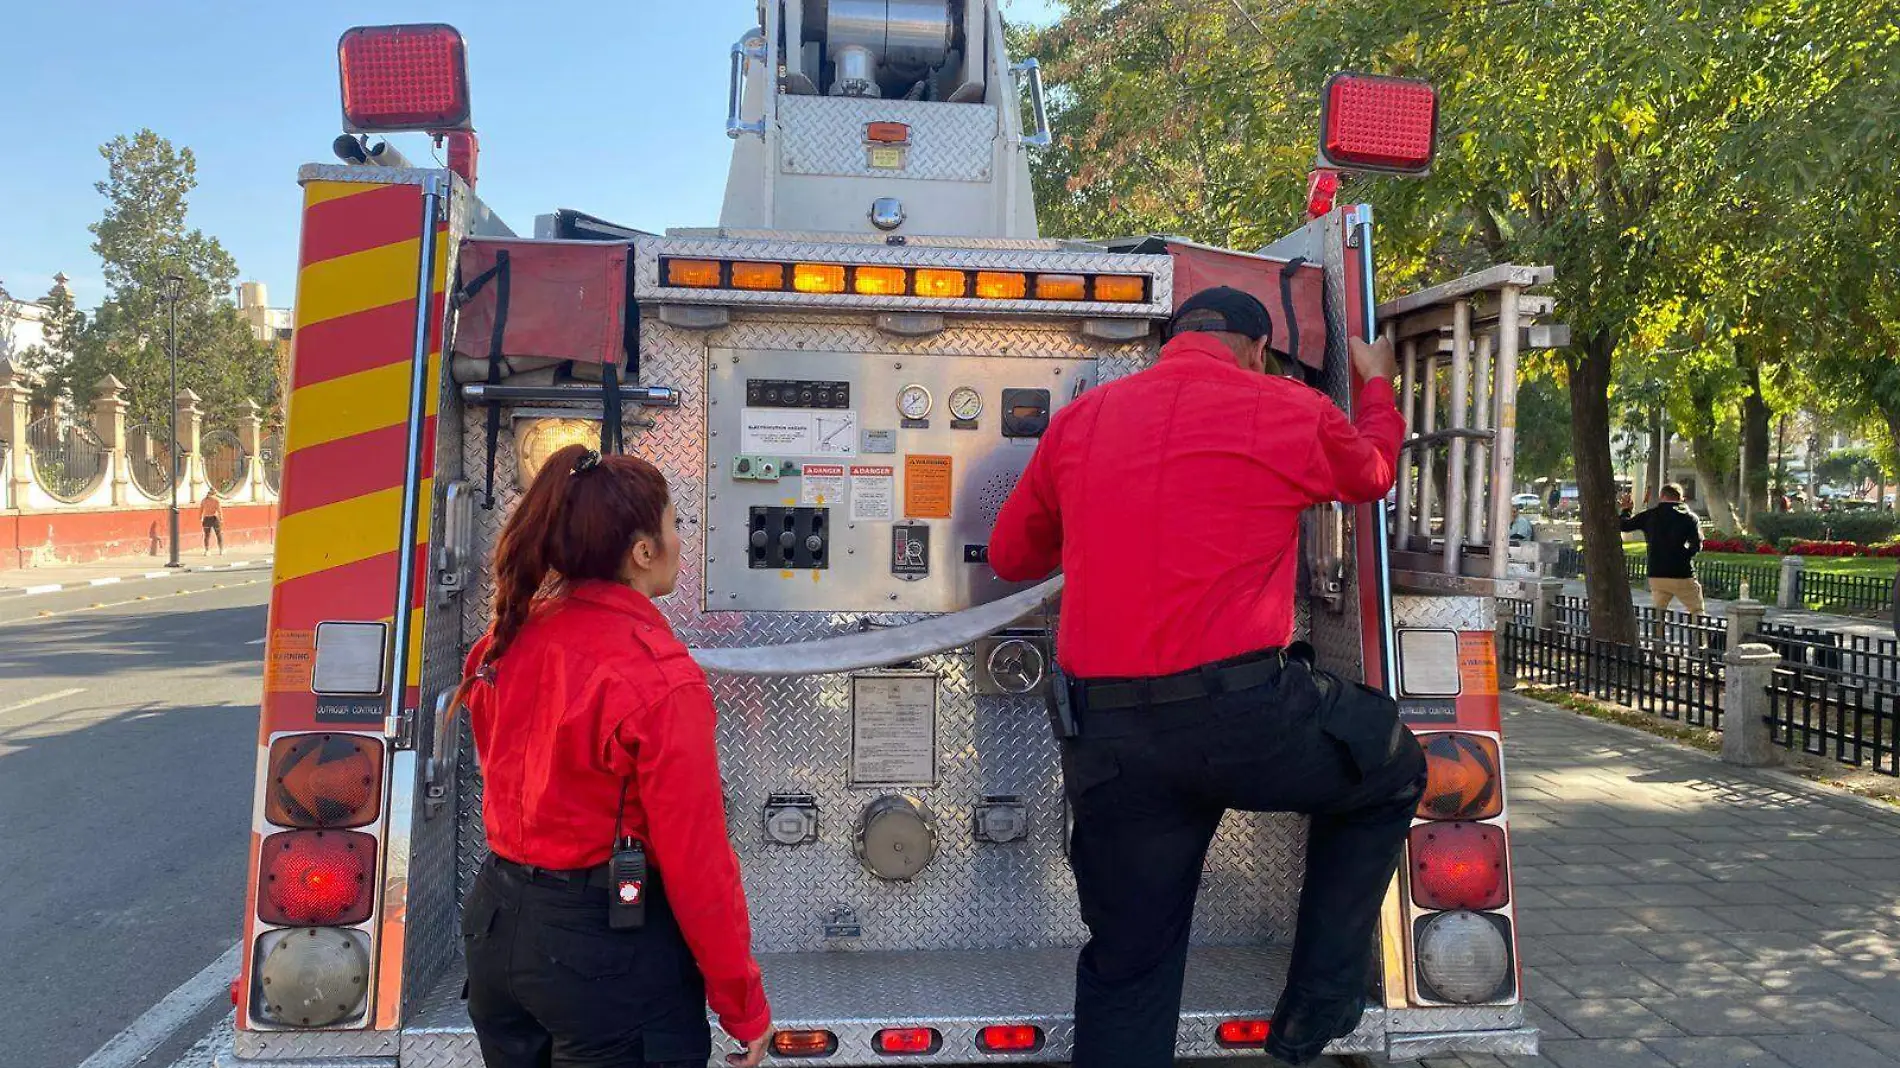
left=1167, top=286, right=1273, bottom=341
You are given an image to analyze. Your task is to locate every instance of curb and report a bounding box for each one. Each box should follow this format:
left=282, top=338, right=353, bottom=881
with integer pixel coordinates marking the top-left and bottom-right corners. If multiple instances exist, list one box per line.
left=0, top=558, right=273, bottom=599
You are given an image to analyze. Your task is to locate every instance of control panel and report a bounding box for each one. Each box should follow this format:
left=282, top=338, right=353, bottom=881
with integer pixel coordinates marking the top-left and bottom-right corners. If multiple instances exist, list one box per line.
left=705, top=347, right=1096, bottom=613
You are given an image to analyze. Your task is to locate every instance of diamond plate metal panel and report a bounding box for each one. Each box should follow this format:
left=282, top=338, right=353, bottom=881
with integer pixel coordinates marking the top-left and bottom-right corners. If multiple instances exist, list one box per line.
left=232, top=1027, right=398, bottom=1060
left=447, top=309, right=1301, bottom=958
left=1302, top=210, right=1372, bottom=684
left=400, top=258, right=476, bottom=1021
left=633, top=237, right=1173, bottom=319
left=667, top=227, right=1073, bottom=251
left=402, top=945, right=1420, bottom=1066
left=217, top=1054, right=395, bottom=1068
left=779, top=96, right=998, bottom=182
left=1393, top=594, right=1496, bottom=631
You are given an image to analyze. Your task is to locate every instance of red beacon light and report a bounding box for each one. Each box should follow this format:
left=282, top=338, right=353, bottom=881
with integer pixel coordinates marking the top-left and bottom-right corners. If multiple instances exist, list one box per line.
left=1318, top=72, right=1438, bottom=176
left=338, top=24, right=472, bottom=134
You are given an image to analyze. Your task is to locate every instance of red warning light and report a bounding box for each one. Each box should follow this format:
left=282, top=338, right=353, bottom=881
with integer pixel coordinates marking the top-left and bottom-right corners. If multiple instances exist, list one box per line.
left=1319, top=72, right=1437, bottom=175
left=339, top=24, right=472, bottom=133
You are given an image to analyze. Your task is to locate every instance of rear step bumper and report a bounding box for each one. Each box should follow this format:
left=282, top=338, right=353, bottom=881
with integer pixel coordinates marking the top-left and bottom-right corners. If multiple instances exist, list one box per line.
left=225, top=945, right=1534, bottom=1065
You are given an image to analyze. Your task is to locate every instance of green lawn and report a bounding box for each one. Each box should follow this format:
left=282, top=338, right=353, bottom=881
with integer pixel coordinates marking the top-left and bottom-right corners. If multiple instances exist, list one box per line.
left=1622, top=545, right=1898, bottom=578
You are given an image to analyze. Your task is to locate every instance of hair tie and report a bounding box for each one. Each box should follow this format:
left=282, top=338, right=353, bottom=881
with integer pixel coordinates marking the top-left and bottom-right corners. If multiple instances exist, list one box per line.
left=571, top=449, right=602, bottom=475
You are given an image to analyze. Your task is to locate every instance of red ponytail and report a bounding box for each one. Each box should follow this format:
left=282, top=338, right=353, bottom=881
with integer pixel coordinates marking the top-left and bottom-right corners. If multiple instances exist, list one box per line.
left=481, top=443, right=671, bottom=668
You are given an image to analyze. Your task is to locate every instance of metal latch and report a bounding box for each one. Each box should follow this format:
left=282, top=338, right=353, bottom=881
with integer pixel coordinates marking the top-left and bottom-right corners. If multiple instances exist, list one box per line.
left=824, top=905, right=862, bottom=939
left=763, top=793, right=819, bottom=845
left=973, top=795, right=1030, bottom=844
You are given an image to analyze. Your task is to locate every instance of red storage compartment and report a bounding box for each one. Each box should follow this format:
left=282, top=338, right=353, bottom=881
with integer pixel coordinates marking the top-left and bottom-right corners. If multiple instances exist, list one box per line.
left=1160, top=240, right=1327, bottom=372
left=453, top=238, right=629, bottom=369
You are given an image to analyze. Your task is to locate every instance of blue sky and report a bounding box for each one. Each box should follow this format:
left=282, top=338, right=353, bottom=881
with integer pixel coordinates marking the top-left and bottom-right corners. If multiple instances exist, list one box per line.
left=0, top=0, right=1058, bottom=313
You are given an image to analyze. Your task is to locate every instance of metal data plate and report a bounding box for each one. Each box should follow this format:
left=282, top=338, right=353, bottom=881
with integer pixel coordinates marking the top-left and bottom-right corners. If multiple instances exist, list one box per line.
left=705, top=346, right=1096, bottom=613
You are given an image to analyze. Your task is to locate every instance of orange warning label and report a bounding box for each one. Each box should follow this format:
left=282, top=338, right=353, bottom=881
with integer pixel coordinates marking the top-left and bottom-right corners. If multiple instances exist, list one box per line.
left=1457, top=632, right=1499, bottom=696
left=904, top=454, right=953, bottom=518
left=266, top=629, right=316, bottom=693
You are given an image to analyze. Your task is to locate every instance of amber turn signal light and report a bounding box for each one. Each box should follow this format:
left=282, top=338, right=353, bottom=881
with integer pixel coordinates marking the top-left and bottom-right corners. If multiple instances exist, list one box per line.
left=772, top=1030, right=839, bottom=1058
left=1417, top=732, right=1503, bottom=821
left=266, top=733, right=383, bottom=829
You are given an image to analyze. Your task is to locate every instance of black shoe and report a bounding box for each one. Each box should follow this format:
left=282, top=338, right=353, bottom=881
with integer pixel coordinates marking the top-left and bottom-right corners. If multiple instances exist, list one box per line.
left=1263, top=994, right=1365, bottom=1065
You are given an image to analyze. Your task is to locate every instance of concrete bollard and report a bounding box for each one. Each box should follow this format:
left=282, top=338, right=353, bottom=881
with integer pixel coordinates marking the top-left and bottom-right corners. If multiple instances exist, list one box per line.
left=1777, top=555, right=1804, bottom=610
left=1726, top=598, right=1766, bottom=649
left=1721, top=642, right=1781, bottom=767
left=1532, top=577, right=1564, bottom=630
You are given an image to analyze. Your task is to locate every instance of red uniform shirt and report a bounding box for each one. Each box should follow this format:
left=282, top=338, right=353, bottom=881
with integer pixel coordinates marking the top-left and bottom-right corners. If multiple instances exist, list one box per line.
left=989, top=333, right=1404, bottom=678
left=462, top=581, right=771, bottom=1042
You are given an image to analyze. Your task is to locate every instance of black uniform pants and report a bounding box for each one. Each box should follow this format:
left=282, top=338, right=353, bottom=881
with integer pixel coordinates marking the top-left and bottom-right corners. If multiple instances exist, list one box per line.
left=1062, top=660, right=1425, bottom=1068
left=462, top=856, right=713, bottom=1068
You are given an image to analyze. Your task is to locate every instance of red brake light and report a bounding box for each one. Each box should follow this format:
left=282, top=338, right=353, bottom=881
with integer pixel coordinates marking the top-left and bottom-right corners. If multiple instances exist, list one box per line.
left=338, top=24, right=472, bottom=133
left=875, top=1028, right=941, bottom=1055
left=1217, top=1019, right=1271, bottom=1047
left=258, top=829, right=376, bottom=926
left=1417, top=732, right=1502, bottom=821
left=978, top=1026, right=1042, bottom=1053
left=1410, top=821, right=1509, bottom=911
left=1319, top=72, right=1437, bottom=175
left=266, top=734, right=384, bottom=829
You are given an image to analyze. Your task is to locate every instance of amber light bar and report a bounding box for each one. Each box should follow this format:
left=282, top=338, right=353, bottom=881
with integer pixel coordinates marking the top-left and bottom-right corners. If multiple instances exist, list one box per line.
left=660, top=258, right=1150, bottom=304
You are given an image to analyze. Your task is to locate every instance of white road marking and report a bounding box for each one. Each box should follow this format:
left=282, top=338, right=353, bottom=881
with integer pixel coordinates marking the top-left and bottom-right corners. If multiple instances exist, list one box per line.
left=244, top=638, right=267, bottom=645
left=0, top=687, right=86, bottom=715
left=24, top=583, right=61, bottom=595
left=89, top=577, right=123, bottom=587
left=75, top=943, right=240, bottom=1068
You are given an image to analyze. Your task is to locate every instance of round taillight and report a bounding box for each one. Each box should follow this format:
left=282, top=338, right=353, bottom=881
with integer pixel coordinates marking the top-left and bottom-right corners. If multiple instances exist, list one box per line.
left=1415, top=911, right=1513, bottom=1004
left=259, top=829, right=376, bottom=926
left=254, top=927, right=369, bottom=1027
left=266, top=733, right=383, bottom=829
left=1417, top=732, right=1501, bottom=821
left=1409, top=821, right=1509, bottom=911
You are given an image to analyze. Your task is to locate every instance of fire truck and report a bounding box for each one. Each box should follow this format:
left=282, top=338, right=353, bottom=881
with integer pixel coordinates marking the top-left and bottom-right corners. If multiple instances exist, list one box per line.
left=232, top=4, right=1559, bottom=1064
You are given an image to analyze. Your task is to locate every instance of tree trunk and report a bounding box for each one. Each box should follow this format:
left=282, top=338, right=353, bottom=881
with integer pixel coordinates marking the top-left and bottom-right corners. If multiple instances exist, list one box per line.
left=1645, top=409, right=1665, bottom=503
left=1689, top=428, right=1741, bottom=531
left=1571, top=332, right=1637, bottom=646
left=1740, top=351, right=1772, bottom=525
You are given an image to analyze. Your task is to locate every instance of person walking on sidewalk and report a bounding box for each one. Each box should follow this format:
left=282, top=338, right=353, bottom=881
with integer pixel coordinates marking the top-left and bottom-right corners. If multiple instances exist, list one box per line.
left=198, top=493, right=225, bottom=556
left=1620, top=482, right=1704, bottom=614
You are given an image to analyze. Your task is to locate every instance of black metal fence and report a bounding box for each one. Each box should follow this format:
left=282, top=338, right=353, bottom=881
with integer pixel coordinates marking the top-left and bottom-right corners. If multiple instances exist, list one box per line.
left=201, top=428, right=249, bottom=497
left=1501, top=617, right=1726, bottom=729
left=25, top=416, right=107, bottom=502
left=1761, top=629, right=1900, bottom=776
left=261, top=430, right=283, bottom=495
left=1797, top=569, right=1894, bottom=616
left=126, top=423, right=175, bottom=499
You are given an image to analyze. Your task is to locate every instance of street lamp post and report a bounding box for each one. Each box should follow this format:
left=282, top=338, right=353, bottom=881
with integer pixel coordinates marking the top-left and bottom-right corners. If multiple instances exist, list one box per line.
left=163, top=273, right=185, bottom=568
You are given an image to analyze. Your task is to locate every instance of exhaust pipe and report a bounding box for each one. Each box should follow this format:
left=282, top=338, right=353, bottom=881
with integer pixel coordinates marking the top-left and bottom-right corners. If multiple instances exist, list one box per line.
left=332, top=134, right=413, bottom=169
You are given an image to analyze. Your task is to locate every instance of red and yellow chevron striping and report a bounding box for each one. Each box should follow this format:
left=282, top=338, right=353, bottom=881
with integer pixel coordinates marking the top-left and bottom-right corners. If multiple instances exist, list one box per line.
left=259, top=178, right=450, bottom=737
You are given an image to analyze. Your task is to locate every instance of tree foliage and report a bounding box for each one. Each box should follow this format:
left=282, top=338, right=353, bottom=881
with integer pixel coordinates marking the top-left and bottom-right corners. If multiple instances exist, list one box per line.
left=44, top=131, right=276, bottom=428
left=1019, top=0, right=1900, bottom=643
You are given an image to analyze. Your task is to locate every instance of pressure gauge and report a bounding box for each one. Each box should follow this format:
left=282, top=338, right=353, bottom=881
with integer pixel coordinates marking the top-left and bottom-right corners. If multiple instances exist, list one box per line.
left=948, top=385, right=983, bottom=422
left=897, top=383, right=933, bottom=421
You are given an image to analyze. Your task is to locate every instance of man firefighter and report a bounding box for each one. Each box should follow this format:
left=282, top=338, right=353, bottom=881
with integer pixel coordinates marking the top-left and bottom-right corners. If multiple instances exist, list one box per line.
left=988, top=286, right=1425, bottom=1068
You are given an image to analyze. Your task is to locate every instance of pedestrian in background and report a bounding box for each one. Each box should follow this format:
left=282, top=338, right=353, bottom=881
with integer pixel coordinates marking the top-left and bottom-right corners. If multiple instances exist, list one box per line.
left=198, top=493, right=225, bottom=555
left=1620, top=482, right=1705, bottom=615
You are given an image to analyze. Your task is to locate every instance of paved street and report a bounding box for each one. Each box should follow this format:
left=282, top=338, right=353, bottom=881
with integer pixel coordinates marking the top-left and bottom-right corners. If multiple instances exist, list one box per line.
left=0, top=573, right=268, bottom=1068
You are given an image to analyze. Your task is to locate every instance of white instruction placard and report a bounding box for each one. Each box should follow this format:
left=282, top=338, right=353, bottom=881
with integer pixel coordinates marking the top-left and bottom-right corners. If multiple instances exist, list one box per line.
left=740, top=409, right=815, bottom=455
left=799, top=464, right=845, bottom=507
left=740, top=408, right=859, bottom=457
left=850, top=465, right=896, bottom=521
left=850, top=673, right=938, bottom=786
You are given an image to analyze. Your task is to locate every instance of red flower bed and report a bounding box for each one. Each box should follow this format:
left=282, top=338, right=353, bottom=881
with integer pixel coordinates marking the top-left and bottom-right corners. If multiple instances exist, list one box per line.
left=1786, top=539, right=1888, bottom=558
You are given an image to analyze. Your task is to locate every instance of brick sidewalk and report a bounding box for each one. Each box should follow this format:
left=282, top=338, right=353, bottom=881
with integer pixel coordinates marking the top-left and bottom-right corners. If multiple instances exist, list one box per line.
left=1399, top=695, right=1900, bottom=1068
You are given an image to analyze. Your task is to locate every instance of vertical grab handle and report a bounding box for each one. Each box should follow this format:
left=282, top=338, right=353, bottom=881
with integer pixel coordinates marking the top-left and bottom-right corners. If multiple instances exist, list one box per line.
left=1012, top=58, right=1053, bottom=147
left=727, top=28, right=768, bottom=140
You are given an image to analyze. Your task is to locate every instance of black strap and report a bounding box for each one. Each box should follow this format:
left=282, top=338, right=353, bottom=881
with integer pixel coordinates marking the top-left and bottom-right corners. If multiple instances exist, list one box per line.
left=478, top=250, right=512, bottom=509
left=622, top=241, right=641, bottom=383
left=613, top=777, right=634, bottom=849
left=1080, top=647, right=1285, bottom=712
left=601, top=361, right=624, bottom=455
left=1278, top=256, right=1305, bottom=364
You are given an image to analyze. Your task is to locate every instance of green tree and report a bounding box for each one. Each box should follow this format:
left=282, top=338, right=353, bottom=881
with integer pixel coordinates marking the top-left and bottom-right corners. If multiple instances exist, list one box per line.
left=15, top=282, right=87, bottom=408
left=55, top=131, right=275, bottom=428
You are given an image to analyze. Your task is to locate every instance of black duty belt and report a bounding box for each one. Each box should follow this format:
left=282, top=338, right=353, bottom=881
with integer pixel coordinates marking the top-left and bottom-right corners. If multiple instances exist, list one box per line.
left=1075, top=647, right=1285, bottom=712
left=493, top=855, right=612, bottom=891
